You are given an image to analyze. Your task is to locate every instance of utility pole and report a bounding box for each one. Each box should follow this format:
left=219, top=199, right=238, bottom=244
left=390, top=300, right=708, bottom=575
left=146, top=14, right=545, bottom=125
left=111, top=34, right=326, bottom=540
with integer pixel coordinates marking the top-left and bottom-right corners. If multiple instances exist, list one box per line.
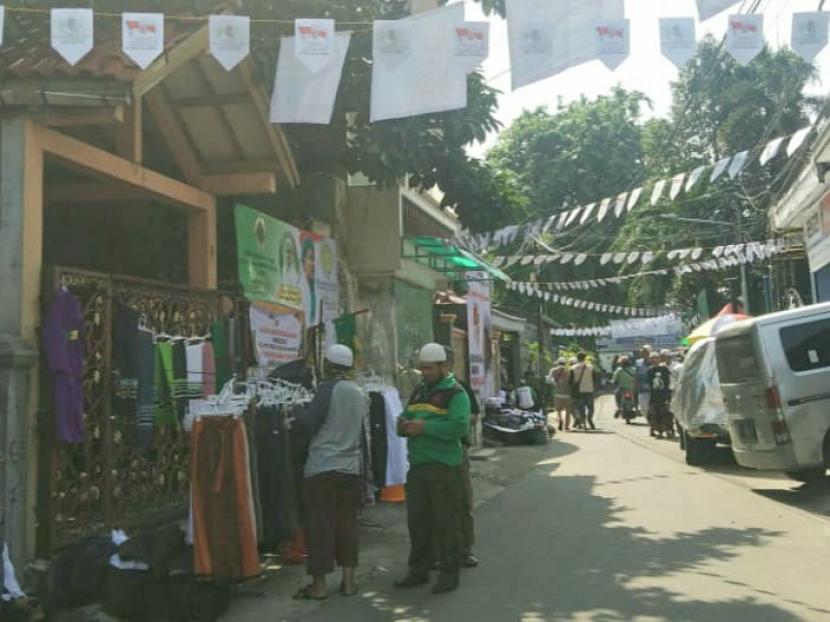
left=735, top=206, right=750, bottom=311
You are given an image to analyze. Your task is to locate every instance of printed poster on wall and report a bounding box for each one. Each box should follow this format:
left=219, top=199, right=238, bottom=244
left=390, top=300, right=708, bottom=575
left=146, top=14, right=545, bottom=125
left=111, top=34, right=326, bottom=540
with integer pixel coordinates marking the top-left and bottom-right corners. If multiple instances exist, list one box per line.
left=467, top=276, right=494, bottom=399
left=298, top=232, right=339, bottom=327
left=235, top=205, right=303, bottom=311
left=249, top=303, right=303, bottom=369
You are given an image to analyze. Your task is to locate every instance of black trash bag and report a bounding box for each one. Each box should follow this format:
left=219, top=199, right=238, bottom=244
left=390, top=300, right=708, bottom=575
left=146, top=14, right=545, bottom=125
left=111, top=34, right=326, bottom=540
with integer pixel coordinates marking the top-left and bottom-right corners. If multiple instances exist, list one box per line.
left=44, top=535, right=114, bottom=610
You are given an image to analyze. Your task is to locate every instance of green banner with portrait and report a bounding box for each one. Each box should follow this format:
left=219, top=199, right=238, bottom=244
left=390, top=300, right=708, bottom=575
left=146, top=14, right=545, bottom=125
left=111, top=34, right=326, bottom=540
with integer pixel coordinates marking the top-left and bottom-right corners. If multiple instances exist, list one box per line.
left=235, top=204, right=303, bottom=311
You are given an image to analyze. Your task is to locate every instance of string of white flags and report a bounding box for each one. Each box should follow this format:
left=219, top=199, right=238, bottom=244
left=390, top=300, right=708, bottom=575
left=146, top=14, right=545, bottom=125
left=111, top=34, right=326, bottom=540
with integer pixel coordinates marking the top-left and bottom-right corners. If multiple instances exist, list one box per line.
left=458, top=124, right=813, bottom=254
left=504, top=281, right=670, bottom=318
left=2, top=2, right=829, bottom=125
left=491, top=239, right=788, bottom=271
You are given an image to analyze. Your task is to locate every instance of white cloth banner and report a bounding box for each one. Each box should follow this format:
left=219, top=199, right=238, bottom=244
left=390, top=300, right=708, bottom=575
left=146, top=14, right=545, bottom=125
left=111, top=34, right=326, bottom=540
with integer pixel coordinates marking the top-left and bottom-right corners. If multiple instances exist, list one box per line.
left=122, top=13, right=164, bottom=70
left=295, top=19, right=336, bottom=74
left=685, top=165, right=706, bottom=192
left=659, top=17, right=696, bottom=68
left=791, top=12, right=830, bottom=63
left=597, top=197, right=612, bottom=222
left=565, top=207, right=582, bottom=227
left=452, top=21, right=490, bottom=72
left=249, top=304, right=303, bottom=369
left=210, top=15, right=250, bottom=71
left=726, top=14, right=764, bottom=66
left=614, top=192, right=628, bottom=218
left=578, top=203, right=595, bottom=225
left=596, top=19, right=630, bottom=70
left=669, top=173, right=685, bottom=200
left=315, top=238, right=340, bottom=324
left=651, top=179, right=667, bottom=206
left=728, top=150, right=749, bottom=178
left=383, top=390, right=409, bottom=487
left=627, top=187, right=642, bottom=211
left=2, top=543, right=25, bottom=602
left=697, top=0, right=741, bottom=22
left=710, top=156, right=731, bottom=182
left=506, top=0, right=625, bottom=90
left=468, top=276, right=493, bottom=398
left=371, top=4, right=467, bottom=122
left=759, top=136, right=785, bottom=166
left=787, top=126, right=812, bottom=157
left=271, top=32, right=350, bottom=125
left=51, top=8, right=94, bottom=66
left=0, top=6, right=5, bottom=48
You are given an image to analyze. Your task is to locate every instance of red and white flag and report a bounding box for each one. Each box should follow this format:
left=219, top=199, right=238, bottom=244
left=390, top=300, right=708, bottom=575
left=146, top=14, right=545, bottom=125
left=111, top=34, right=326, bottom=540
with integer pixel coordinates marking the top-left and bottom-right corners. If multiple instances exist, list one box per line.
left=122, top=13, right=164, bottom=69
left=295, top=19, right=336, bottom=74
left=726, top=14, right=764, bottom=66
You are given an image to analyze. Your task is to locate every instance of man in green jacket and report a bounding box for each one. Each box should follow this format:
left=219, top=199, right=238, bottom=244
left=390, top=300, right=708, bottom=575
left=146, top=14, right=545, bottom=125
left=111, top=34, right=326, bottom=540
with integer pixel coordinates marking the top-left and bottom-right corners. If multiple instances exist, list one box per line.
left=395, top=342, right=471, bottom=594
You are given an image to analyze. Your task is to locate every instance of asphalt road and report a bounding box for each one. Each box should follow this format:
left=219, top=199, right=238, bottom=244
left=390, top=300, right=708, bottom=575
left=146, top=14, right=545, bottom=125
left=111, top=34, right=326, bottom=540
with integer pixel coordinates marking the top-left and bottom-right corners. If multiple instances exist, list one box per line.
left=237, top=397, right=830, bottom=622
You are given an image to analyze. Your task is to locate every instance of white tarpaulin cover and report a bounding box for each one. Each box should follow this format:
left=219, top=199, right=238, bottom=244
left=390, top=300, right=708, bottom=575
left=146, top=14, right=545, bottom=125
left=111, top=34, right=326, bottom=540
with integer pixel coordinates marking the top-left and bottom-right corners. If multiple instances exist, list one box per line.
left=672, top=338, right=728, bottom=433
left=506, top=0, right=625, bottom=90
left=371, top=4, right=467, bottom=122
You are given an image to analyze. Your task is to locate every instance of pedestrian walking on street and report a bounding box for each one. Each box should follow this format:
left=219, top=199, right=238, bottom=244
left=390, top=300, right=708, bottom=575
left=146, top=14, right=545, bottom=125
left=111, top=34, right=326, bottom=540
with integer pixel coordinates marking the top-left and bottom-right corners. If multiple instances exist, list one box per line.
left=457, top=379, right=481, bottom=569
left=547, top=358, right=573, bottom=431
left=396, top=343, right=471, bottom=595
left=635, top=345, right=653, bottom=416
left=647, top=351, right=674, bottom=439
left=293, top=345, right=367, bottom=601
left=570, top=353, right=599, bottom=431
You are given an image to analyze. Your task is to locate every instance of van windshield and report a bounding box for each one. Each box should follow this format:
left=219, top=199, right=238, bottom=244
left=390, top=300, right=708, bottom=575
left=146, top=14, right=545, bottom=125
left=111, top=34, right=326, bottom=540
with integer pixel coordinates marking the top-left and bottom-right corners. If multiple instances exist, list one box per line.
left=717, top=334, right=760, bottom=383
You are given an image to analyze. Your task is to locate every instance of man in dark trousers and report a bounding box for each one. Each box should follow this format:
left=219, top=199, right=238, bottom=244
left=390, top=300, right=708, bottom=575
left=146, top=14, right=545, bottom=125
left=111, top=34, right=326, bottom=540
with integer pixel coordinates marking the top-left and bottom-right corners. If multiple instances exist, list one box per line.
left=396, top=343, right=471, bottom=594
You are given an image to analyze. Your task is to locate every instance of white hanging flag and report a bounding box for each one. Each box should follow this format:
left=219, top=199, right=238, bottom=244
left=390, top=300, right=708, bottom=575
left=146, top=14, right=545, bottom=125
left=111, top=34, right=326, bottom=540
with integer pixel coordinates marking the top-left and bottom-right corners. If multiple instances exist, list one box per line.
left=791, top=12, right=829, bottom=63
left=295, top=19, right=336, bottom=74
left=271, top=32, right=351, bottom=125
left=597, top=197, right=612, bottom=222
left=122, top=13, right=164, bottom=70
left=210, top=15, right=250, bottom=71
left=613, top=252, right=626, bottom=264
left=600, top=253, right=613, bottom=265
left=685, top=165, right=706, bottom=192
left=451, top=22, right=490, bottom=72
left=710, top=156, right=731, bottom=182
left=595, top=19, right=630, bottom=70
left=759, top=136, right=785, bottom=166
left=726, top=15, right=764, bottom=66
left=669, top=173, right=685, bottom=200
left=0, top=6, right=5, bottom=48
left=728, top=150, right=748, bottom=178
left=627, top=187, right=642, bottom=212
left=613, top=192, right=628, bottom=218
left=651, top=179, right=667, bottom=206
left=371, top=4, right=467, bottom=122
left=506, top=0, right=625, bottom=90
left=565, top=206, right=582, bottom=227
left=560, top=253, right=575, bottom=265
left=641, top=251, right=655, bottom=264
left=51, top=8, right=93, bottom=66
left=697, top=0, right=741, bottom=22
left=659, top=18, right=696, bottom=68
left=574, top=253, right=588, bottom=266
left=580, top=203, right=596, bottom=225
left=627, top=252, right=640, bottom=264
left=787, top=126, right=812, bottom=157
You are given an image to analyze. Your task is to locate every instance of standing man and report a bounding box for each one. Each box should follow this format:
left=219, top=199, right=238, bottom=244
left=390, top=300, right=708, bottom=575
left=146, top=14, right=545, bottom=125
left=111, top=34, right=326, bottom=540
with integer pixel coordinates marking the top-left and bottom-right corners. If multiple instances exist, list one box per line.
left=294, top=345, right=367, bottom=601
left=396, top=343, right=471, bottom=594
left=635, top=345, right=653, bottom=417
left=570, top=353, right=598, bottom=430
left=547, top=357, right=573, bottom=431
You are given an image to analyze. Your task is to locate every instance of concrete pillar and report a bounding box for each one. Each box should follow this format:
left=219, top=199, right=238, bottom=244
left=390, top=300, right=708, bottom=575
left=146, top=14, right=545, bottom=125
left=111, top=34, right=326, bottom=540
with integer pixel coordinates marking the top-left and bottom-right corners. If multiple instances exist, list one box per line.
left=0, top=117, right=44, bottom=564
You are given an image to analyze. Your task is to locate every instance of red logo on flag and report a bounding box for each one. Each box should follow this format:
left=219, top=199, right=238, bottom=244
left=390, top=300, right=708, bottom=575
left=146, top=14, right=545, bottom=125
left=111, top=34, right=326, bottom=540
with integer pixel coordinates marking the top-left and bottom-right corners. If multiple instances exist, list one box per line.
left=298, top=26, right=330, bottom=39
left=730, top=20, right=757, bottom=34
left=596, top=26, right=624, bottom=39
left=126, top=20, right=157, bottom=34
left=455, top=27, right=484, bottom=41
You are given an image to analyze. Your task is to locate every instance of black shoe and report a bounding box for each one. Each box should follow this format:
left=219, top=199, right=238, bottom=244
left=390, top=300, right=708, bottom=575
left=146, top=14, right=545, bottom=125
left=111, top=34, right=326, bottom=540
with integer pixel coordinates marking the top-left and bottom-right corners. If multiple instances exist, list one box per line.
left=395, top=573, right=430, bottom=588
left=432, top=574, right=460, bottom=594
left=461, top=553, right=479, bottom=568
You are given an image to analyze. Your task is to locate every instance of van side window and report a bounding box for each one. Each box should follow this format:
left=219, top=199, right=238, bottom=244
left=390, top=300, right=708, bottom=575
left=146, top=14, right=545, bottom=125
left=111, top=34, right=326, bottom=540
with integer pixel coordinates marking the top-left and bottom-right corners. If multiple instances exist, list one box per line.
left=716, top=335, right=760, bottom=383
left=780, top=319, right=830, bottom=373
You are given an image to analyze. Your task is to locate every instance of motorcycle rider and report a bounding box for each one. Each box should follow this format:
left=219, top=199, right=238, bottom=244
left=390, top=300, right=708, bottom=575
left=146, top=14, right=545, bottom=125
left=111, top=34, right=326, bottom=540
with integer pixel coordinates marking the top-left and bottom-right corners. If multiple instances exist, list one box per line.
left=611, top=356, right=636, bottom=420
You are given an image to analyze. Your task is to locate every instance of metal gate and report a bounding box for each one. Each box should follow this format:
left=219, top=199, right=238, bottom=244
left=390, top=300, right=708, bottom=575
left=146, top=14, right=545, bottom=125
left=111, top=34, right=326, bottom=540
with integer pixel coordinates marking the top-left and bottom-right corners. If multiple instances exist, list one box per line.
left=37, top=267, right=228, bottom=553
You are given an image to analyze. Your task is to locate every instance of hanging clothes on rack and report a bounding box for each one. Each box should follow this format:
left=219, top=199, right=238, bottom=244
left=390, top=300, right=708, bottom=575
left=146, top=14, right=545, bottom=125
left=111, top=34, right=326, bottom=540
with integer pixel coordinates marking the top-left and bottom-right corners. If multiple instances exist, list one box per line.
left=191, top=414, right=260, bottom=583
left=113, top=305, right=140, bottom=399
left=154, top=341, right=177, bottom=426
left=383, top=389, right=408, bottom=488
left=135, top=328, right=156, bottom=448
left=42, top=287, right=86, bottom=444
left=172, top=341, right=189, bottom=423
left=368, top=393, right=388, bottom=492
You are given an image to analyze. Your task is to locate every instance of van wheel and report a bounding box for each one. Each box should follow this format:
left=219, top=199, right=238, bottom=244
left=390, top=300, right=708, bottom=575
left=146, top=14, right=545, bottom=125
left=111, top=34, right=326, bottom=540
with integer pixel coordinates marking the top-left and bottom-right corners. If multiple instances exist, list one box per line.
left=786, top=468, right=826, bottom=483
left=686, top=436, right=716, bottom=466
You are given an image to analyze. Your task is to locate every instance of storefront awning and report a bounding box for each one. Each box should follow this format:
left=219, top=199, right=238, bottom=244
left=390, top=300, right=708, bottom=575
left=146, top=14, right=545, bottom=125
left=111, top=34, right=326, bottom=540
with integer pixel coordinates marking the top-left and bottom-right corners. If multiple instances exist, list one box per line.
left=403, top=237, right=511, bottom=282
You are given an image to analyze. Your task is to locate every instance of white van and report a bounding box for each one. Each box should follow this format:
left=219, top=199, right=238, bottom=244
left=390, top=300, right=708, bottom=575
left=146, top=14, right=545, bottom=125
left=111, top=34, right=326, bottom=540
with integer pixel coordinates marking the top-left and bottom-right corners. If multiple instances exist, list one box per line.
left=715, top=302, right=830, bottom=481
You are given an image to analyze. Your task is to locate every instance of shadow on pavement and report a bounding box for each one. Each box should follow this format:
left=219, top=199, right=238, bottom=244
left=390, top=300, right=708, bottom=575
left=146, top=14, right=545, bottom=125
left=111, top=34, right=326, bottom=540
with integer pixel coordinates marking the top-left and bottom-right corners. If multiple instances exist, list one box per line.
left=285, top=439, right=818, bottom=622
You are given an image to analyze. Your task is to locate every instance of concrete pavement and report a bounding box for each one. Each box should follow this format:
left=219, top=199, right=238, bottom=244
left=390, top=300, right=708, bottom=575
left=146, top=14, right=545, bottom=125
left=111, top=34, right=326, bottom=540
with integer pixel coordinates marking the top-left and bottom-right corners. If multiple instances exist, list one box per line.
left=232, top=397, right=830, bottom=621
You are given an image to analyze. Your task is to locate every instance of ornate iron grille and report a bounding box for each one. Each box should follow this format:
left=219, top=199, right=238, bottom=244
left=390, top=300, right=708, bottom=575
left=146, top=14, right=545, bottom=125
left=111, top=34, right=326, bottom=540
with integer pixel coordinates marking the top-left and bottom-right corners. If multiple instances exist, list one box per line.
left=38, top=267, right=227, bottom=552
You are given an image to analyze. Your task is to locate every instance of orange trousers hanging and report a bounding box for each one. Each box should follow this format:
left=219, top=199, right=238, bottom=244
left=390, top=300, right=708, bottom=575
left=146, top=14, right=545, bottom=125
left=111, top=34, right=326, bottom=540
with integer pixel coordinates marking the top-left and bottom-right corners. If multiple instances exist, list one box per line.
left=192, top=416, right=260, bottom=582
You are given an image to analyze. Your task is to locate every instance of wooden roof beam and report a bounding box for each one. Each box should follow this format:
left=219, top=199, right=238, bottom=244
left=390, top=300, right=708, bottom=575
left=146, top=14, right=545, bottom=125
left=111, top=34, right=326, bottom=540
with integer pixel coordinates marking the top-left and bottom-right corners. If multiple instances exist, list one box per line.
left=199, top=172, right=277, bottom=195
left=132, top=26, right=210, bottom=98
left=146, top=86, right=202, bottom=185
